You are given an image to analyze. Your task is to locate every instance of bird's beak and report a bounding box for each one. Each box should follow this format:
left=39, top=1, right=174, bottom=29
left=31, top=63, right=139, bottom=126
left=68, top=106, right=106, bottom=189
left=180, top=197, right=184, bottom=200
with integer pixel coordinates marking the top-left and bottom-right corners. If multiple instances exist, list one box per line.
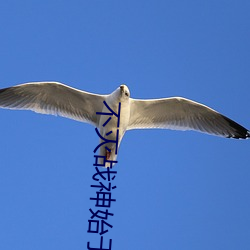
left=120, top=85, right=124, bottom=93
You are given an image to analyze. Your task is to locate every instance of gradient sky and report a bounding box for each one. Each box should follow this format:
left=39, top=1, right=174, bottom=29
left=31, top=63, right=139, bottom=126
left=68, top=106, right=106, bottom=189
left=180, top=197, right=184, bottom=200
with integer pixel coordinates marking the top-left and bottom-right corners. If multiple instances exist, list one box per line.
left=0, top=1, right=249, bottom=250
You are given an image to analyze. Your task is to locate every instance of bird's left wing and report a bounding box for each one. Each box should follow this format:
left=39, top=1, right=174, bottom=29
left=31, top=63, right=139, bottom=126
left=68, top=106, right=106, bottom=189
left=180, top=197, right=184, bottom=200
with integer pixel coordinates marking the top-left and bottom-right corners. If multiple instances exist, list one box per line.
left=0, top=82, right=106, bottom=126
left=128, top=97, right=249, bottom=139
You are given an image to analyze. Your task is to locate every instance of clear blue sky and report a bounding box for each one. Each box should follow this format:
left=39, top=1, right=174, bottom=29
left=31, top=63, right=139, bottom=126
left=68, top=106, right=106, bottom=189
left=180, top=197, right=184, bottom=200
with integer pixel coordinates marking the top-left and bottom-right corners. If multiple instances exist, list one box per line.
left=0, top=1, right=249, bottom=250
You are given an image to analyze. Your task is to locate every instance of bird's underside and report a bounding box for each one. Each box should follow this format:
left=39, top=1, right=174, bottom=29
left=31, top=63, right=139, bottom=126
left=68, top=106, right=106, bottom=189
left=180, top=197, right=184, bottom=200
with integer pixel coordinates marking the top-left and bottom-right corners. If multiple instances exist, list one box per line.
left=0, top=82, right=249, bottom=145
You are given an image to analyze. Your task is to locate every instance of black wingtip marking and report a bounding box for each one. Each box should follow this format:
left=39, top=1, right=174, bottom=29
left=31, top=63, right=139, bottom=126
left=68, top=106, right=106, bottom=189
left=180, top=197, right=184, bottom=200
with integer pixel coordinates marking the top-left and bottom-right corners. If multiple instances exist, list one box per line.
left=247, top=131, right=250, bottom=138
left=222, top=115, right=249, bottom=139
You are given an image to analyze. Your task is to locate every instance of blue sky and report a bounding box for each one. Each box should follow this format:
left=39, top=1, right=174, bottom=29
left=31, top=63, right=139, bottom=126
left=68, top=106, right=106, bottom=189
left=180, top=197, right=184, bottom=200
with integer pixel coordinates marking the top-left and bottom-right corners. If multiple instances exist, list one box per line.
left=0, top=1, right=249, bottom=249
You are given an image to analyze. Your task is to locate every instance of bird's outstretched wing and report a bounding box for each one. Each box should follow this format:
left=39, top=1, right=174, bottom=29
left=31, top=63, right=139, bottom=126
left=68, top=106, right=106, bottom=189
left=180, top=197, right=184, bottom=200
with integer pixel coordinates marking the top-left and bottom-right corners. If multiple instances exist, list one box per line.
left=128, top=97, right=249, bottom=139
left=0, top=82, right=106, bottom=126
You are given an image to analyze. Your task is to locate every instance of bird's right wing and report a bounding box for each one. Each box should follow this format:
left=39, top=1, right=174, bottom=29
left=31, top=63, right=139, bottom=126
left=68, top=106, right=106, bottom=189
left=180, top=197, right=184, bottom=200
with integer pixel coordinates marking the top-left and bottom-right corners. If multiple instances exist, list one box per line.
left=0, top=82, right=106, bottom=126
left=128, top=97, right=249, bottom=139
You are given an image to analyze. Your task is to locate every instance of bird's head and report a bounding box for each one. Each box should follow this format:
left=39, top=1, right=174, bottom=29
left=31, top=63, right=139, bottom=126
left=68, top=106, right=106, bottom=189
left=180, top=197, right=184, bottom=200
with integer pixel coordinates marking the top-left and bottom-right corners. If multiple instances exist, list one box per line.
left=119, top=84, right=130, bottom=98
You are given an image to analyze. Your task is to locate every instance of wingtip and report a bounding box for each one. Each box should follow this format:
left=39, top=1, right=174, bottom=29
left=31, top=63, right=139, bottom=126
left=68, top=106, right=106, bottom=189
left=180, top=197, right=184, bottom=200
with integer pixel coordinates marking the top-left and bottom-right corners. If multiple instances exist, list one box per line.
left=230, top=130, right=250, bottom=139
left=222, top=115, right=250, bottom=139
left=247, top=131, right=250, bottom=139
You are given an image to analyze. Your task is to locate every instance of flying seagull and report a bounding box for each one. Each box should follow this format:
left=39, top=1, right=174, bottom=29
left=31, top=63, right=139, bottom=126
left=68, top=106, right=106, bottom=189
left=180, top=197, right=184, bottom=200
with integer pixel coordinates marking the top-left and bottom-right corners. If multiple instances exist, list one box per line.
left=0, top=82, right=249, bottom=166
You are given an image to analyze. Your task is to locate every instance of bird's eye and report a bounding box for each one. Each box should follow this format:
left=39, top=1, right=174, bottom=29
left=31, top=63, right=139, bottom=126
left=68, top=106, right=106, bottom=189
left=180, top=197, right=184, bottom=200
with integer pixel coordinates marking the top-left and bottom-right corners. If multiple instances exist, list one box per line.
left=125, top=92, right=129, bottom=97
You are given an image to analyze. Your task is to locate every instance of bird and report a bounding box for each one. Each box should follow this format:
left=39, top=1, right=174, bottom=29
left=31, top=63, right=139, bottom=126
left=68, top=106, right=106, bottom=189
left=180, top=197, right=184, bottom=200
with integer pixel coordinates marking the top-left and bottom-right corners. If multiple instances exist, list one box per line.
left=0, top=82, right=249, bottom=166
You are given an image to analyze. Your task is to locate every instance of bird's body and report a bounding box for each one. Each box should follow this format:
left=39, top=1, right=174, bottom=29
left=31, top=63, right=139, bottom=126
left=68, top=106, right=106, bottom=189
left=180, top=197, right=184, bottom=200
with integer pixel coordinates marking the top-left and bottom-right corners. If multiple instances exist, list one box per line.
left=0, top=82, right=249, bottom=166
left=98, top=87, right=130, bottom=163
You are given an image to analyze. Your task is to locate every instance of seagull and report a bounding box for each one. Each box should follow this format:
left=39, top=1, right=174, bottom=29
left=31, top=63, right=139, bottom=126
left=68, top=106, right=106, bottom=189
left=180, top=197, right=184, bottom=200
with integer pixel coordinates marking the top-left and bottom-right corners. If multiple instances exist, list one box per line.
left=0, top=82, right=249, bottom=166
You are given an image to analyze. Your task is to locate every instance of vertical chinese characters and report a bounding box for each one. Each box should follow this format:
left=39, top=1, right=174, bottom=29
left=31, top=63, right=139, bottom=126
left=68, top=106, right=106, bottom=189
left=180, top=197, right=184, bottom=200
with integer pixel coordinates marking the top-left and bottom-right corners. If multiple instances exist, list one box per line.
left=87, top=101, right=121, bottom=250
